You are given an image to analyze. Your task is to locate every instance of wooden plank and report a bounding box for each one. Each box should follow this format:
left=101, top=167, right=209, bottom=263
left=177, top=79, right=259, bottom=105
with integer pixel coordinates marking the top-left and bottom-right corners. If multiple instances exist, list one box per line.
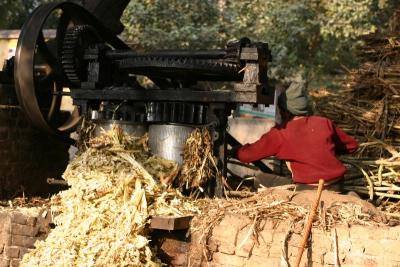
left=149, top=216, right=193, bottom=230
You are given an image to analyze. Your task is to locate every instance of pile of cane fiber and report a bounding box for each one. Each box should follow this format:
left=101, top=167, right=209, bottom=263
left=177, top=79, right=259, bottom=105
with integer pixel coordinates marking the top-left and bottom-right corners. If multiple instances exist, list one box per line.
left=20, top=126, right=198, bottom=267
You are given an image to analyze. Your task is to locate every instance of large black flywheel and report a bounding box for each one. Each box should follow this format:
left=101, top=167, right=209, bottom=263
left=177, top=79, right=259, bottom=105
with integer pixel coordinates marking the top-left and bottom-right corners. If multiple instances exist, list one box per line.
left=14, top=2, right=127, bottom=140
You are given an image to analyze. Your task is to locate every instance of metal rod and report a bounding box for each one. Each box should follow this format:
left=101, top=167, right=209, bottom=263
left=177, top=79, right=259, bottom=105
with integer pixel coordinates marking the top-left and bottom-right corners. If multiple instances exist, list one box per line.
left=227, top=159, right=259, bottom=170
left=226, top=133, right=273, bottom=173
left=47, top=178, right=69, bottom=186
left=106, top=49, right=227, bottom=59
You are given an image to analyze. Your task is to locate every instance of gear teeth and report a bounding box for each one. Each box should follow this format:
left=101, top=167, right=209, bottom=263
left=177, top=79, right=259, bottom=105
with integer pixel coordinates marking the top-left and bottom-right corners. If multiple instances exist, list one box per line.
left=116, top=56, right=241, bottom=80
left=61, top=25, right=100, bottom=86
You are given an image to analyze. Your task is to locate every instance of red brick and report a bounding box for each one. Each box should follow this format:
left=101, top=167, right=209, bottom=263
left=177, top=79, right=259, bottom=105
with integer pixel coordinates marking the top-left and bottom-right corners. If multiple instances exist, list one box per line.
left=288, top=254, right=309, bottom=267
left=338, top=238, right=351, bottom=252
left=311, top=228, right=326, bottom=236
left=262, top=220, right=278, bottom=230
left=337, top=239, right=351, bottom=262
left=4, top=246, right=19, bottom=259
left=335, top=225, right=350, bottom=240
left=380, top=240, right=400, bottom=260
left=26, top=217, right=37, bottom=227
left=253, top=257, right=280, bottom=267
left=235, top=226, right=255, bottom=258
left=273, top=222, right=288, bottom=233
left=10, top=258, right=20, bottom=267
left=0, top=232, right=11, bottom=246
left=11, top=235, right=37, bottom=248
left=188, top=241, right=205, bottom=263
left=11, top=213, right=28, bottom=225
left=268, top=242, right=282, bottom=257
left=11, top=224, right=39, bottom=237
left=287, top=245, right=299, bottom=258
left=219, top=214, right=251, bottom=230
left=245, top=255, right=269, bottom=266
left=200, top=262, right=225, bottom=267
left=384, top=259, right=400, bottom=267
left=207, top=238, right=218, bottom=252
left=324, top=251, right=340, bottom=265
left=211, top=221, right=239, bottom=255
left=311, top=234, right=331, bottom=253
left=386, top=226, right=400, bottom=240
left=258, top=229, right=273, bottom=244
left=0, top=213, right=11, bottom=234
left=309, top=249, right=325, bottom=264
left=0, top=258, right=10, bottom=267
left=210, top=236, right=235, bottom=255
left=364, top=240, right=384, bottom=256
left=350, top=239, right=366, bottom=254
left=288, top=233, right=303, bottom=247
left=19, top=247, right=33, bottom=259
left=251, top=243, right=269, bottom=257
left=349, top=225, right=373, bottom=240
left=343, top=254, right=383, bottom=266
left=366, top=227, right=389, bottom=241
left=251, top=228, right=272, bottom=257
left=170, top=253, right=186, bottom=266
left=212, top=252, right=245, bottom=267
left=272, top=232, right=286, bottom=243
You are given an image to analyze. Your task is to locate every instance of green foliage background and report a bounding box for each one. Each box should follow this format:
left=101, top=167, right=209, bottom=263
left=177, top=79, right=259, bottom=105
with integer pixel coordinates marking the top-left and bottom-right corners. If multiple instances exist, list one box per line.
left=0, top=0, right=398, bottom=78
left=122, top=0, right=398, bottom=78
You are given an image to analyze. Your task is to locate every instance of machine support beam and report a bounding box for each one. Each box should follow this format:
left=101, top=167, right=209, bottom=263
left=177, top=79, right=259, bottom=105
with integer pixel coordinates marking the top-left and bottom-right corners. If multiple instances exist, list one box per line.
left=71, top=88, right=270, bottom=104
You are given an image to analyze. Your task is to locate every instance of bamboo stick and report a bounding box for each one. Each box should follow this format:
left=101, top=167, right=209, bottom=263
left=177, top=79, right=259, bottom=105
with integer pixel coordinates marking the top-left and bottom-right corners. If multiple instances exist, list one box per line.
left=294, top=179, right=324, bottom=267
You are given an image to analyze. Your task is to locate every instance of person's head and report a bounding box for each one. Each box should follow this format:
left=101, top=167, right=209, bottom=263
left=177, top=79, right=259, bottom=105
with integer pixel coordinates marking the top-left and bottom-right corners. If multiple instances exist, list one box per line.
left=278, top=80, right=309, bottom=121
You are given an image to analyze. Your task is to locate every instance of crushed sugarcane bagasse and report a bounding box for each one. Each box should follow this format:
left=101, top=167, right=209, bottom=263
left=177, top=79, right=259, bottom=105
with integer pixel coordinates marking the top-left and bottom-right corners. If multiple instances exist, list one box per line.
left=179, top=128, right=217, bottom=193
left=20, top=126, right=199, bottom=267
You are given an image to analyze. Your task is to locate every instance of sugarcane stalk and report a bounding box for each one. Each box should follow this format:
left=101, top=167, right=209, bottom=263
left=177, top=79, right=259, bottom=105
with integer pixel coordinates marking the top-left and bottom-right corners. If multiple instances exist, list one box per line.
left=344, top=186, right=400, bottom=199
left=347, top=185, right=400, bottom=191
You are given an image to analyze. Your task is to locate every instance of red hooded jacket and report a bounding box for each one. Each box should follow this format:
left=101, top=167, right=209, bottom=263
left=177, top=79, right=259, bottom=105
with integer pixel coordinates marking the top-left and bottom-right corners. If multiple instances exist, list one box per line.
left=237, top=116, right=358, bottom=184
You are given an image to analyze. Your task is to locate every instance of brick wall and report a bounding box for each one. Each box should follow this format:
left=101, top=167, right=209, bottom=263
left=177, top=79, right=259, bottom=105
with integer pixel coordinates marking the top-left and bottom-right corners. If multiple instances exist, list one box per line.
left=160, top=214, right=400, bottom=267
left=0, top=209, right=52, bottom=267
left=0, top=82, right=69, bottom=199
left=0, top=210, right=399, bottom=266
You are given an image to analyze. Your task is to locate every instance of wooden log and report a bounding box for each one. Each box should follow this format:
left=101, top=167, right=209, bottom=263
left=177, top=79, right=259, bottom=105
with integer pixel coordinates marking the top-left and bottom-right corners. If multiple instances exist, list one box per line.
left=150, top=216, right=193, bottom=230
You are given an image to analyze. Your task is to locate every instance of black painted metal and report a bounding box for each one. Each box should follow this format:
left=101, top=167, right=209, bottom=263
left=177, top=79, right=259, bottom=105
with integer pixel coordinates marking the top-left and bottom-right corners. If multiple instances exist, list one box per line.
left=70, top=88, right=264, bottom=103
left=14, top=2, right=129, bottom=137
left=226, top=133, right=273, bottom=173
left=106, top=50, right=227, bottom=59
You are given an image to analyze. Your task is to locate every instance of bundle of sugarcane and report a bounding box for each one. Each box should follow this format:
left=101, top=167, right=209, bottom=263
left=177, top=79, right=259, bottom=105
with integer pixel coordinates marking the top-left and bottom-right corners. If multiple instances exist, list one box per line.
left=311, top=10, right=400, bottom=204
left=313, top=9, right=400, bottom=140
left=21, top=126, right=198, bottom=267
left=179, top=128, right=218, bottom=193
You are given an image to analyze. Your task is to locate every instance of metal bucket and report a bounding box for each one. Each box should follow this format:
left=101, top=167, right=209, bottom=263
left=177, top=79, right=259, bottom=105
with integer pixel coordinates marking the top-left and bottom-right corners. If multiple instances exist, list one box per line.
left=92, top=120, right=148, bottom=137
left=148, top=124, right=194, bottom=164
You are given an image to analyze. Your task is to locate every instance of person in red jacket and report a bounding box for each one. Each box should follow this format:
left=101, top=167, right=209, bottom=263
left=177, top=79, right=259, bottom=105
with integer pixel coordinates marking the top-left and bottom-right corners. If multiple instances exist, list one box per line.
left=234, top=80, right=358, bottom=191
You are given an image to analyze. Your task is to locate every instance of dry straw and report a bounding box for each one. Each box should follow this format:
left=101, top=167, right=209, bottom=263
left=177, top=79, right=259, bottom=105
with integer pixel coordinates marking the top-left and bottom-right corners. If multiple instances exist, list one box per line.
left=179, top=127, right=218, bottom=194
left=311, top=14, right=400, bottom=215
left=21, top=126, right=198, bottom=267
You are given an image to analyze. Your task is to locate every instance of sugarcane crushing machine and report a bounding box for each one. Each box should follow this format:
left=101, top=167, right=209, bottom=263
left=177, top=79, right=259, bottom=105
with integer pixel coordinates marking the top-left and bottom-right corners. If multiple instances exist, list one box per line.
left=8, top=0, right=274, bottom=195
